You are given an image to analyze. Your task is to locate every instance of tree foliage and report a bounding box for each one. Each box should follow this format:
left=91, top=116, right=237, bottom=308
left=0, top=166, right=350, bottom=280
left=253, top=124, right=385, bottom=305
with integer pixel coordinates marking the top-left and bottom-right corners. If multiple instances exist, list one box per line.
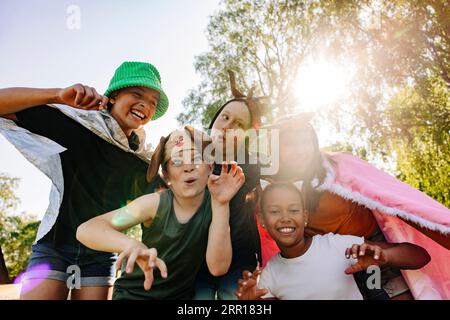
left=0, top=174, right=39, bottom=280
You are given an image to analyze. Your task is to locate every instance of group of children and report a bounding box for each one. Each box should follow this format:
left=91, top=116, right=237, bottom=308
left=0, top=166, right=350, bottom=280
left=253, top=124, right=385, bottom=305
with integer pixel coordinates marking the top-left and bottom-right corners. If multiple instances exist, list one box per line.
left=1, top=60, right=446, bottom=300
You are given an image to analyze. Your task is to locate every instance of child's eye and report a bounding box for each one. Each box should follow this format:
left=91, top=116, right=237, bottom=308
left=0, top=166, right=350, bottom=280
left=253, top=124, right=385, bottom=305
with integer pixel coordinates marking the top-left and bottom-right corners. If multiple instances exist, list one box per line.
left=222, top=114, right=229, bottom=121
left=172, top=159, right=183, bottom=167
left=269, top=210, right=280, bottom=215
left=290, top=209, right=301, bottom=214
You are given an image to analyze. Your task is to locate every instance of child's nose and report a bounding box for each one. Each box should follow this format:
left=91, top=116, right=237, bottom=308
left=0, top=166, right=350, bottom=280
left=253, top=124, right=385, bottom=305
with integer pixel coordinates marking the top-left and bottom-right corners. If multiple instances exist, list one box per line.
left=183, top=165, right=195, bottom=172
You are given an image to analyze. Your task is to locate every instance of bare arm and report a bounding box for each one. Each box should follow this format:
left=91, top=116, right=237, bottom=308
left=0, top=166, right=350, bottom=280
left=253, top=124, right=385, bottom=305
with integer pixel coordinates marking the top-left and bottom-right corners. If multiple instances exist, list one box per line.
left=206, top=199, right=232, bottom=276
left=344, top=241, right=431, bottom=274
left=76, top=192, right=167, bottom=291
left=206, top=163, right=245, bottom=276
left=0, top=85, right=108, bottom=116
left=76, top=192, right=160, bottom=253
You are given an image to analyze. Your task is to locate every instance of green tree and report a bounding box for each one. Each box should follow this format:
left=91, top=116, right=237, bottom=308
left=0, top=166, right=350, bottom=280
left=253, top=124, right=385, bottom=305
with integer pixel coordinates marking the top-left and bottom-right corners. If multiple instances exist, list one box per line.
left=177, top=0, right=335, bottom=127
left=0, top=174, right=39, bottom=281
left=384, top=76, right=450, bottom=206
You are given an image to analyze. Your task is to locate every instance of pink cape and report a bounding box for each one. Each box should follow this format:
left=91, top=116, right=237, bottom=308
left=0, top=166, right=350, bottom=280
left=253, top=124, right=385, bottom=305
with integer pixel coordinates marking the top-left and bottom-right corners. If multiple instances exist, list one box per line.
left=259, top=153, right=450, bottom=299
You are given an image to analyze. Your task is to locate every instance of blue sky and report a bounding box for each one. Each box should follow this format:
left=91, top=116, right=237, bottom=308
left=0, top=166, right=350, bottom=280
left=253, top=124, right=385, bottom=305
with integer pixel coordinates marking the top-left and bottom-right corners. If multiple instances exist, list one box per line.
left=0, top=0, right=220, bottom=218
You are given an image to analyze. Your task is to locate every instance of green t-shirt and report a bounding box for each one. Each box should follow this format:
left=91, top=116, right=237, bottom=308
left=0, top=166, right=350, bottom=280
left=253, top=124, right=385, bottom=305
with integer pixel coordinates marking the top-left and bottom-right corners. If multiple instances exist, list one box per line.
left=113, top=189, right=212, bottom=300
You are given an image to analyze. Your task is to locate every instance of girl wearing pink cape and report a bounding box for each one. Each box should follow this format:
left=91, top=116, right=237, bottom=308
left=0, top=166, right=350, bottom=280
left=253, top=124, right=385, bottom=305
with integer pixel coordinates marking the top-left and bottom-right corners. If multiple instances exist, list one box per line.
left=259, top=114, right=450, bottom=300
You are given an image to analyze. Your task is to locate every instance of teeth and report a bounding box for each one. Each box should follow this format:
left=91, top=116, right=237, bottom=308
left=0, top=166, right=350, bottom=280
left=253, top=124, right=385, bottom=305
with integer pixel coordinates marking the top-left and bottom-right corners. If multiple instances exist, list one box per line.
left=131, top=110, right=145, bottom=119
left=278, top=227, right=295, bottom=234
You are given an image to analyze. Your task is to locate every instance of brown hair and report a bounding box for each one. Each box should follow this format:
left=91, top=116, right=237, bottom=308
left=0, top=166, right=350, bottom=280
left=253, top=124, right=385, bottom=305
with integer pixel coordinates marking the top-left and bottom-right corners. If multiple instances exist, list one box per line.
left=146, top=125, right=212, bottom=183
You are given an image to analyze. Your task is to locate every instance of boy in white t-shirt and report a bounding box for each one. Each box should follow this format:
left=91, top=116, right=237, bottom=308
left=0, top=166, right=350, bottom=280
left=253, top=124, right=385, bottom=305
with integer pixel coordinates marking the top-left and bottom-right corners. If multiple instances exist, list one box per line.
left=235, top=182, right=431, bottom=300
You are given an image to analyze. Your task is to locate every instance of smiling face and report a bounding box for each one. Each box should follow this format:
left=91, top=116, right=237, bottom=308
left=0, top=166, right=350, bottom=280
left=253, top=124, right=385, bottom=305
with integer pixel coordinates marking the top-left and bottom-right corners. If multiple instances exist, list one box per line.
left=163, top=148, right=213, bottom=199
left=109, top=86, right=160, bottom=136
left=261, top=184, right=308, bottom=251
left=210, top=101, right=251, bottom=158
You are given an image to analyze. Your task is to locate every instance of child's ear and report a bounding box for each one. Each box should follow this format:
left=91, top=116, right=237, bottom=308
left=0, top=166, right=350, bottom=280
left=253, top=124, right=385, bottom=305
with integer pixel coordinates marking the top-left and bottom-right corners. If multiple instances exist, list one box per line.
left=208, top=164, right=214, bottom=174
left=303, top=210, right=309, bottom=226
left=259, top=214, right=266, bottom=228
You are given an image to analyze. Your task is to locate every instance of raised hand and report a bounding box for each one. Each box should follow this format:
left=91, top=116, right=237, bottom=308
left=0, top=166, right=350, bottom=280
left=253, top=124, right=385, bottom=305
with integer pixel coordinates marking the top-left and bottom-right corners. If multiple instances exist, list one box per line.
left=235, top=269, right=268, bottom=300
left=208, top=162, right=245, bottom=204
left=57, top=83, right=108, bottom=110
left=116, top=244, right=168, bottom=291
left=344, top=242, right=387, bottom=274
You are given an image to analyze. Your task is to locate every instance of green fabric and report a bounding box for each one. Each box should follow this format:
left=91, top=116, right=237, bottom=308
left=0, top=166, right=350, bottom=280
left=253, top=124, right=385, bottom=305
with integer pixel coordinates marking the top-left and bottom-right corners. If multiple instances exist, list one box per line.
left=104, top=61, right=169, bottom=120
left=113, top=189, right=212, bottom=300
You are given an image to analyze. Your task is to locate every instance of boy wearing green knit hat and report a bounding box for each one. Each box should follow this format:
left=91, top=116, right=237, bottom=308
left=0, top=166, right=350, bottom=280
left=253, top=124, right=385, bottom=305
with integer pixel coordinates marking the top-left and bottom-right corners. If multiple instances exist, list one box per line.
left=0, top=61, right=168, bottom=300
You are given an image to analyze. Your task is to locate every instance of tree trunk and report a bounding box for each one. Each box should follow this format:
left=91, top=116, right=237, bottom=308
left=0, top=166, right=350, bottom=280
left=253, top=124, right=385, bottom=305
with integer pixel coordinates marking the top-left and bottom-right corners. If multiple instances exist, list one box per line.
left=0, top=245, right=10, bottom=284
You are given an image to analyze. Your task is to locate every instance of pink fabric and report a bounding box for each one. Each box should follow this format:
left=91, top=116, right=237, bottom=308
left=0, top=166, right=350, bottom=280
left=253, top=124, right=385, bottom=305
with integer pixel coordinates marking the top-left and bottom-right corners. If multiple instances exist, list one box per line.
left=329, top=153, right=450, bottom=232
left=373, top=210, right=450, bottom=299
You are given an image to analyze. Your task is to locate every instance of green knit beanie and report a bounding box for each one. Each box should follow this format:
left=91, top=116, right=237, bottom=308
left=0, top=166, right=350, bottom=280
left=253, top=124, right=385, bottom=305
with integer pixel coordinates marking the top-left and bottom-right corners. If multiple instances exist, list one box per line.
left=104, top=61, right=169, bottom=120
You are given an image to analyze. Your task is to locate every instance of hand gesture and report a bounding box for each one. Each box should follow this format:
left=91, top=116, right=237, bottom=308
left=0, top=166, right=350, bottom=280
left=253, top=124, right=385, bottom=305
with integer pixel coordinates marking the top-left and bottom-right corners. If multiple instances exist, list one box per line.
left=116, top=245, right=168, bottom=291
left=344, top=242, right=387, bottom=274
left=57, top=83, right=108, bottom=110
left=235, top=269, right=268, bottom=300
left=208, top=162, right=245, bottom=204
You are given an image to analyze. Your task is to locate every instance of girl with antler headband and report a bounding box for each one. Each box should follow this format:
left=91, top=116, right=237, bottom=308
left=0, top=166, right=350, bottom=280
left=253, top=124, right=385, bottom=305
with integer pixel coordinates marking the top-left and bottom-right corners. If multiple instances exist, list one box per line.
left=76, top=126, right=245, bottom=299
left=194, top=71, right=267, bottom=300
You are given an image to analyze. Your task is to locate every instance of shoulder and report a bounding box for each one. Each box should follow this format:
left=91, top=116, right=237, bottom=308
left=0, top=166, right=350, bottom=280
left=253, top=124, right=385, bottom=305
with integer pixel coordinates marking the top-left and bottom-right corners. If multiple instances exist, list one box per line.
left=315, top=233, right=364, bottom=251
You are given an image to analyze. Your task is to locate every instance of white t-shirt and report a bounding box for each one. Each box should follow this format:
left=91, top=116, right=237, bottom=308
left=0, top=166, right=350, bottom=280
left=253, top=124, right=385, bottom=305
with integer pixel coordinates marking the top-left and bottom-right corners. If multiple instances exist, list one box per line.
left=257, top=233, right=364, bottom=300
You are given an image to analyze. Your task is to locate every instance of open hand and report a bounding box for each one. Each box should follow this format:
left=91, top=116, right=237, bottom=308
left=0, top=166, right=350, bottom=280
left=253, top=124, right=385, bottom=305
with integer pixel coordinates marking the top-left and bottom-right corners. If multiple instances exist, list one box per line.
left=235, top=269, right=268, bottom=300
left=116, top=245, right=168, bottom=291
left=57, top=84, right=108, bottom=110
left=208, top=162, right=245, bottom=204
left=344, top=243, right=387, bottom=274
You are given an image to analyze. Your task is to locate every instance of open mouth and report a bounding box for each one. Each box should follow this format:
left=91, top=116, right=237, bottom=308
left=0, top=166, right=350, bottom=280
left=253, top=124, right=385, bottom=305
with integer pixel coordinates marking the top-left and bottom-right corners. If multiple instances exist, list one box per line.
left=184, top=178, right=197, bottom=185
left=276, top=227, right=296, bottom=235
left=130, top=109, right=146, bottom=120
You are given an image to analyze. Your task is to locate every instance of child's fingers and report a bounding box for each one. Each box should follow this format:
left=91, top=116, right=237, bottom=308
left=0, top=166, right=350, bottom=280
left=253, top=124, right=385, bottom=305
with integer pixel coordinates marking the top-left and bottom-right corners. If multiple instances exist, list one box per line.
left=252, top=269, right=262, bottom=280
left=242, top=270, right=253, bottom=281
left=125, top=250, right=139, bottom=273
left=359, top=243, right=368, bottom=256
left=116, top=250, right=127, bottom=270
left=99, top=96, right=109, bottom=110
left=373, top=246, right=382, bottom=260
left=351, top=244, right=360, bottom=259
left=79, top=86, right=95, bottom=106
left=155, top=258, right=168, bottom=279
left=345, top=248, right=351, bottom=259
left=74, top=85, right=85, bottom=105
left=229, top=161, right=238, bottom=177
left=143, top=268, right=154, bottom=291
left=221, top=162, right=228, bottom=175
left=146, top=248, right=158, bottom=268
left=84, top=88, right=103, bottom=109
left=255, top=288, right=269, bottom=299
left=345, top=263, right=364, bottom=274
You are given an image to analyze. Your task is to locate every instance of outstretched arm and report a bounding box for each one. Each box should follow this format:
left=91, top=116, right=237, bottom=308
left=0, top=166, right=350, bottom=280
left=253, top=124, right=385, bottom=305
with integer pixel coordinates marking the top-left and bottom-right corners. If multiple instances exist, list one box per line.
left=344, top=241, right=431, bottom=274
left=76, top=192, right=167, bottom=291
left=206, top=162, right=245, bottom=276
left=0, top=84, right=108, bottom=116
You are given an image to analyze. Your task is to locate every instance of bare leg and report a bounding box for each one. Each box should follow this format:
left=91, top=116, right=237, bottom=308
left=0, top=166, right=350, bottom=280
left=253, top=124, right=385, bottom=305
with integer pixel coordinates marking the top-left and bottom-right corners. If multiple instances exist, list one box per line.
left=20, top=278, right=69, bottom=300
left=70, top=286, right=112, bottom=300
